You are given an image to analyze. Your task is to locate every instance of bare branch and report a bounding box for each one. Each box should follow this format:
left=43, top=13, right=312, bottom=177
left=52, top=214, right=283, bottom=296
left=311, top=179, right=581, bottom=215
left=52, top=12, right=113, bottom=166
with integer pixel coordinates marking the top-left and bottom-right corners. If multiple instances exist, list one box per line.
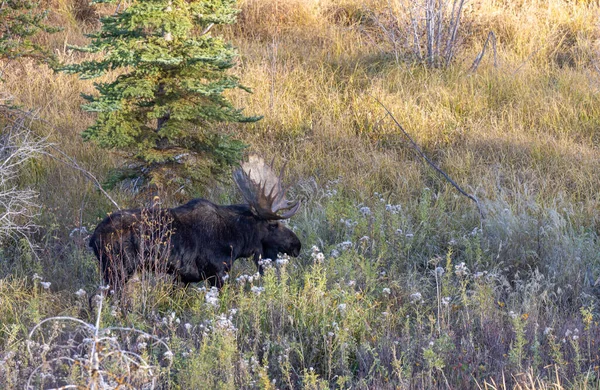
left=27, top=292, right=171, bottom=388
left=469, top=31, right=498, bottom=72
left=0, top=104, right=121, bottom=210
left=375, top=99, right=485, bottom=220
left=0, top=111, right=48, bottom=247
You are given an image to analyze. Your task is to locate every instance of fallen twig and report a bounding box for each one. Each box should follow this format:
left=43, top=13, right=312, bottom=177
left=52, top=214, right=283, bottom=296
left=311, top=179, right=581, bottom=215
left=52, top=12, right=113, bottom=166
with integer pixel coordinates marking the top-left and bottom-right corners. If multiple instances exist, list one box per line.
left=469, top=31, right=497, bottom=72
left=375, top=99, right=485, bottom=220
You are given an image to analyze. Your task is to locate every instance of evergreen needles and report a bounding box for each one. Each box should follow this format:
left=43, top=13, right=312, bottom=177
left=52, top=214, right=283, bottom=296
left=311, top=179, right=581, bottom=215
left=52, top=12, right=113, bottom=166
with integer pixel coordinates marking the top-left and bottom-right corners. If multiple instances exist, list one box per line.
left=61, top=0, right=261, bottom=191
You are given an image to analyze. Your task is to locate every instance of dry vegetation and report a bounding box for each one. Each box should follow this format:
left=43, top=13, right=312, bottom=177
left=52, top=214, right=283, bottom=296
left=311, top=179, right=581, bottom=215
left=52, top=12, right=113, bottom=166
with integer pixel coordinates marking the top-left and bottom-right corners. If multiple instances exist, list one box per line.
left=2, top=0, right=600, bottom=388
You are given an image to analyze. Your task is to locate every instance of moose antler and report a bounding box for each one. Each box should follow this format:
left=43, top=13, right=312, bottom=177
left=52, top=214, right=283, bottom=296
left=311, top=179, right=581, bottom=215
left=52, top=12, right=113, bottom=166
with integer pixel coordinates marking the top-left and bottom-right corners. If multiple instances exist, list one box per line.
left=233, top=155, right=301, bottom=220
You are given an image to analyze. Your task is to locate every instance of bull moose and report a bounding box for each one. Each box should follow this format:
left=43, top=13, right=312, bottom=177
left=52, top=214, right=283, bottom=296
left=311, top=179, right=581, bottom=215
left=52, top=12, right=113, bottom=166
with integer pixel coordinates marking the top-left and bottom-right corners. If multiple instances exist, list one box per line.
left=89, top=155, right=302, bottom=292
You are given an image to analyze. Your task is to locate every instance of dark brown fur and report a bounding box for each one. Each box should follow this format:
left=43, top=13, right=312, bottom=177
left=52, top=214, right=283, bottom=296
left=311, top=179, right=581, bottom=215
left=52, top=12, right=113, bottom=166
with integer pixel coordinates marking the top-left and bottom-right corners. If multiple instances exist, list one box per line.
left=89, top=198, right=301, bottom=291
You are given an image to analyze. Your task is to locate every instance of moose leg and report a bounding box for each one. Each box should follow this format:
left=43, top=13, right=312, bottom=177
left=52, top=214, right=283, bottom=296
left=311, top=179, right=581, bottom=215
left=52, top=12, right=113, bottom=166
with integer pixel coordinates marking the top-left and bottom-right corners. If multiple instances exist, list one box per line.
left=215, top=258, right=233, bottom=287
left=253, top=252, right=264, bottom=275
left=261, top=247, right=279, bottom=273
left=200, top=258, right=231, bottom=288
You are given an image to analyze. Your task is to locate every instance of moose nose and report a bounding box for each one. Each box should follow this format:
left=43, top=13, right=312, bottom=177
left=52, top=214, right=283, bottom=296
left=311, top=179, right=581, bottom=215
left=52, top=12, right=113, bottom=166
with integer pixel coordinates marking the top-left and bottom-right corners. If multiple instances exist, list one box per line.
left=291, top=244, right=301, bottom=257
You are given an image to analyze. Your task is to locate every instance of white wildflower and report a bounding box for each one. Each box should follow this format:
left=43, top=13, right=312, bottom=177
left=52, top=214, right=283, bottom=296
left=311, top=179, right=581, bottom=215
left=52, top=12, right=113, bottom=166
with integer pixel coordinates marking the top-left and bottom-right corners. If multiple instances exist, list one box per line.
left=215, top=314, right=237, bottom=332
left=40, top=282, right=51, bottom=290
left=251, top=286, right=265, bottom=295
left=441, top=297, right=451, bottom=306
left=337, top=303, right=347, bottom=311
left=435, top=267, right=445, bottom=276
left=410, top=292, right=423, bottom=304
left=32, top=273, right=43, bottom=281
left=330, top=249, right=340, bottom=258
left=385, top=204, right=402, bottom=214
left=544, top=327, right=553, bottom=335
left=405, top=233, right=414, bottom=238
left=205, top=287, right=219, bottom=307
left=359, top=206, right=371, bottom=216
left=382, top=288, right=391, bottom=295
left=337, top=241, right=353, bottom=251
left=163, top=351, right=174, bottom=361
left=258, top=258, right=273, bottom=269
left=75, top=289, right=86, bottom=297
left=454, top=262, right=469, bottom=277
left=341, top=218, right=357, bottom=228
left=184, top=323, right=192, bottom=331
left=276, top=255, right=289, bottom=266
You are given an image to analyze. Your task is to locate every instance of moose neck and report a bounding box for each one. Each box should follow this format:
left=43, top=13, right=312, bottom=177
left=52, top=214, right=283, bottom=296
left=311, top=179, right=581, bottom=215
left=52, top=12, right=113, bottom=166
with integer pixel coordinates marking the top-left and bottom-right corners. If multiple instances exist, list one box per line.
left=224, top=204, right=267, bottom=259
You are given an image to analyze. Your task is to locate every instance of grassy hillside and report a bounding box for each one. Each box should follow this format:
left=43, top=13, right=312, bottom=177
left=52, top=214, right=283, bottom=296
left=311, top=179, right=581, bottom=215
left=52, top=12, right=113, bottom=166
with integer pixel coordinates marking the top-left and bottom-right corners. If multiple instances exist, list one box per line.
left=2, top=0, right=600, bottom=388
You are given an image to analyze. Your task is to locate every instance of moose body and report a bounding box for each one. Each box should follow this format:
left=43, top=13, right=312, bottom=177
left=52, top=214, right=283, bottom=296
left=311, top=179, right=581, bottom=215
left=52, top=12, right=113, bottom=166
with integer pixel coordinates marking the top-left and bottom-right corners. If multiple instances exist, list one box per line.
left=89, top=156, right=302, bottom=292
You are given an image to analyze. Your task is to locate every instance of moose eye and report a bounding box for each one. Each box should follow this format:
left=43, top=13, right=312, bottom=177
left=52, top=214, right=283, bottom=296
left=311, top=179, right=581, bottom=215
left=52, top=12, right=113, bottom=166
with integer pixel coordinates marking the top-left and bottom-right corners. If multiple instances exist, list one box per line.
left=267, top=223, right=278, bottom=231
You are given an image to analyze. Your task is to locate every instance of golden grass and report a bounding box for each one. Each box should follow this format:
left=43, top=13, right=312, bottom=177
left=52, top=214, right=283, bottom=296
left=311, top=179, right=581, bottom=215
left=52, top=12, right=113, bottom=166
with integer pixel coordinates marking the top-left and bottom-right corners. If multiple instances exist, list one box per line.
left=3, top=0, right=600, bottom=217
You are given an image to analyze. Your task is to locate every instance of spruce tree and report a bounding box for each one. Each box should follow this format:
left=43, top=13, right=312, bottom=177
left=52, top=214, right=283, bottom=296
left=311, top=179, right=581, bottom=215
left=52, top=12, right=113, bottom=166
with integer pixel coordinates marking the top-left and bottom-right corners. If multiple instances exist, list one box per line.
left=61, top=0, right=260, bottom=190
left=0, top=0, right=59, bottom=70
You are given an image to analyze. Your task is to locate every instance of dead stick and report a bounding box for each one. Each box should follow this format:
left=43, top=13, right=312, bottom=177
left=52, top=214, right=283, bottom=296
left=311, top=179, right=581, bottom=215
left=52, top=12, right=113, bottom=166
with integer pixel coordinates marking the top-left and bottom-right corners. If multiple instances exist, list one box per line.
left=1, top=105, right=121, bottom=210
left=469, top=31, right=497, bottom=72
left=375, top=99, right=485, bottom=220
